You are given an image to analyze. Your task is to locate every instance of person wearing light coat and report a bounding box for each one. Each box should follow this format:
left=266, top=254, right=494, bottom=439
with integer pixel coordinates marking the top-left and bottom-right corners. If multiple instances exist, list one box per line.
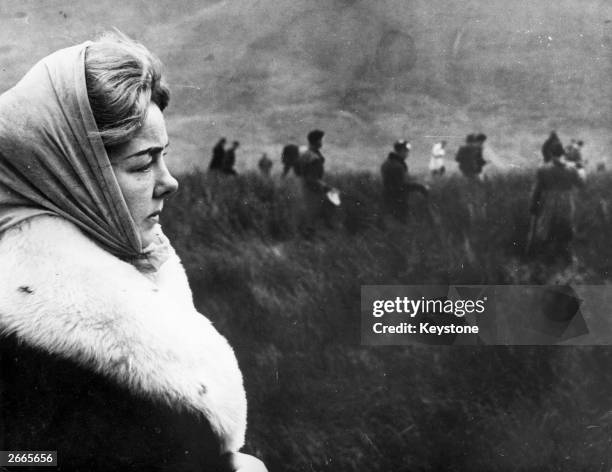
left=0, top=33, right=265, bottom=472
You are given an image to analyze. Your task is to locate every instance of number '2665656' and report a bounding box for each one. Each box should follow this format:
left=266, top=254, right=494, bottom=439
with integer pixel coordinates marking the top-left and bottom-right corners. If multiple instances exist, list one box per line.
left=0, top=451, right=57, bottom=466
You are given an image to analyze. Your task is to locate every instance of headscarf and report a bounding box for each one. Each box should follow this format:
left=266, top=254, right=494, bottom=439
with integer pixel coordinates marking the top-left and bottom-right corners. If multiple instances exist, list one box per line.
left=0, top=42, right=145, bottom=260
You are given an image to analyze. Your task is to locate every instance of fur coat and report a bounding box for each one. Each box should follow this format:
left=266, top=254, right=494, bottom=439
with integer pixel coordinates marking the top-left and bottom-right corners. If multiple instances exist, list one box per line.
left=0, top=215, right=247, bottom=471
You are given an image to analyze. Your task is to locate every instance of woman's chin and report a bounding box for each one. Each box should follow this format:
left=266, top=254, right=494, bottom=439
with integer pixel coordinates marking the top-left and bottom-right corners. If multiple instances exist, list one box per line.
left=140, top=228, right=160, bottom=248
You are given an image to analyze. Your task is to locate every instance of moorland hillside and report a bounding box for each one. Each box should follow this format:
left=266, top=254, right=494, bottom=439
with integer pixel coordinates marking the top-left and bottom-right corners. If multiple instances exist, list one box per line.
left=1, top=0, right=610, bottom=171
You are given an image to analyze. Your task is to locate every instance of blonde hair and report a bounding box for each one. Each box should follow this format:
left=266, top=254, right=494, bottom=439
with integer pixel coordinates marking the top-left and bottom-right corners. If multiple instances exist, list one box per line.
left=85, top=31, right=170, bottom=148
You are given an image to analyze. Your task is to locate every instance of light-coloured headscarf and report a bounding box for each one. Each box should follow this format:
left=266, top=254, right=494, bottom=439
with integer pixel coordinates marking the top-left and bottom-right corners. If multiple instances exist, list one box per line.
left=0, top=43, right=154, bottom=262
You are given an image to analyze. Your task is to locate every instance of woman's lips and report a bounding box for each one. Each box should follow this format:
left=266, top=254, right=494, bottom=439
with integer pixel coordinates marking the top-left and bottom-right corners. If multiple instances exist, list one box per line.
left=147, top=210, right=161, bottom=222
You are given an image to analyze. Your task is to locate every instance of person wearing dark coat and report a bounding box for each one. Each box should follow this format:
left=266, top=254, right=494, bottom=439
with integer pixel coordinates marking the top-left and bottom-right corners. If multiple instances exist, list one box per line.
left=281, top=143, right=300, bottom=177
left=258, top=152, right=273, bottom=176
left=209, top=137, right=227, bottom=171
left=297, top=130, right=327, bottom=193
left=381, top=140, right=428, bottom=223
left=455, top=133, right=487, bottom=179
left=541, top=131, right=565, bottom=163
left=0, top=33, right=265, bottom=472
left=528, top=152, right=585, bottom=266
left=295, top=129, right=333, bottom=236
left=222, top=140, right=240, bottom=175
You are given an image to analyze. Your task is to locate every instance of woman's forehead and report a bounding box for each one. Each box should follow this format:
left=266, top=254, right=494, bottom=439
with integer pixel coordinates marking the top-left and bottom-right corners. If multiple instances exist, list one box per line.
left=110, top=105, right=168, bottom=160
left=135, top=105, right=168, bottom=147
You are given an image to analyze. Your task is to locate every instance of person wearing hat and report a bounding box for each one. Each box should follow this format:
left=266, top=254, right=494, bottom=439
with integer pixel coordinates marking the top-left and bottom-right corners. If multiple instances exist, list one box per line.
left=295, top=129, right=333, bottom=236
left=381, top=139, right=428, bottom=223
left=297, top=129, right=326, bottom=184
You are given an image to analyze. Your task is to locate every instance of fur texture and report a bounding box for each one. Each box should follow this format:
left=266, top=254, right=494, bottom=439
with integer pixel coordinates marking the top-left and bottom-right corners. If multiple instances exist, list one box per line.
left=0, top=215, right=246, bottom=453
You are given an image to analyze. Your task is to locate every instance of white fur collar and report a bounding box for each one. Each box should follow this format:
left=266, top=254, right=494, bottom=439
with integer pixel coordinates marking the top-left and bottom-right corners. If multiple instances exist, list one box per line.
left=0, top=216, right=246, bottom=452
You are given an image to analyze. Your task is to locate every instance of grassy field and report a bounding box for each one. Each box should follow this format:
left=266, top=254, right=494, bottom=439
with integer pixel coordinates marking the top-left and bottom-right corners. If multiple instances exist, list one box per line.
left=162, top=170, right=612, bottom=471
left=1, top=2, right=610, bottom=469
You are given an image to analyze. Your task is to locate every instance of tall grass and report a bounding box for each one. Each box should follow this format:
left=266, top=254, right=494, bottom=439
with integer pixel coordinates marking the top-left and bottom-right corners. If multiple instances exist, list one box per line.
left=163, top=170, right=612, bottom=471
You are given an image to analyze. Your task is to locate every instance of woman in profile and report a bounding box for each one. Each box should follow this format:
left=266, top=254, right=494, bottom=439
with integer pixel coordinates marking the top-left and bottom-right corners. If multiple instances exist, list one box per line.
left=0, top=32, right=265, bottom=472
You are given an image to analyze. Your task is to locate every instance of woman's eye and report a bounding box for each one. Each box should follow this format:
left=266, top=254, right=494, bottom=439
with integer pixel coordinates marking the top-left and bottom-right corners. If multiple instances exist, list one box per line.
left=133, top=159, right=154, bottom=173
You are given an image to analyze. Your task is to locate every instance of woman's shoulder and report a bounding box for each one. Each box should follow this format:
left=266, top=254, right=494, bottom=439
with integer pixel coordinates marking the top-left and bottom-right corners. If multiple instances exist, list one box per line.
left=0, top=214, right=107, bottom=256
left=0, top=215, right=170, bottom=319
left=0, top=214, right=190, bottom=299
left=0, top=215, right=247, bottom=453
left=1, top=330, right=225, bottom=471
left=0, top=215, right=189, bottom=369
left=0, top=215, right=144, bottom=288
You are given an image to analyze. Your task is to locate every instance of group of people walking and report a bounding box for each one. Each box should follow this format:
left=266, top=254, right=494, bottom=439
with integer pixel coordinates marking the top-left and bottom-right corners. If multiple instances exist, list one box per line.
left=209, top=137, right=240, bottom=175
left=541, top=130, right=586, bottom=169
left=209, top=139, right=276, bottom=177
left=279, top=129, right=337, bottom=237
left=0, top=29, right=597, bottom=472
left=206, top=128, right=588, bottom=267
left=426, top=134, right=486, bottom=180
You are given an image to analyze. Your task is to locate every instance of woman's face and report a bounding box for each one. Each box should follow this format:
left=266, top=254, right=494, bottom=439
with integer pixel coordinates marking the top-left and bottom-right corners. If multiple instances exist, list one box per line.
left=108, top=104, right=178, bottom=247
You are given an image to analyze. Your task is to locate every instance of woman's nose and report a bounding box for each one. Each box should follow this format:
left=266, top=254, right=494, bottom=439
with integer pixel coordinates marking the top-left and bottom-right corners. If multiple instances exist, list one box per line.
left=154, top=160, right=179, bottom=198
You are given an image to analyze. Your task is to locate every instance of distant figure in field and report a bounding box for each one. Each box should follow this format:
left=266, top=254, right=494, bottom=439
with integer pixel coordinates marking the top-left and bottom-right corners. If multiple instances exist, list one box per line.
left=222, top=140, right=240, bottom=175
left=258, top=152, right=273, bottom=176
left=429, top=140, right=447, bottom=177
left=541, top=131, right=564, bottom=163
left=209, top=137, right=226, bottom=171
left=295, top=129, right=335, bottom=236
left=565, top=139, right=585, bottom=168
left=381, top=139, right=428, bottom=223
left=455, top=133, right=487, bottom=179
left=528, top=150, right=586, bottom=266
left=281, top=143, right=300, bottom=177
